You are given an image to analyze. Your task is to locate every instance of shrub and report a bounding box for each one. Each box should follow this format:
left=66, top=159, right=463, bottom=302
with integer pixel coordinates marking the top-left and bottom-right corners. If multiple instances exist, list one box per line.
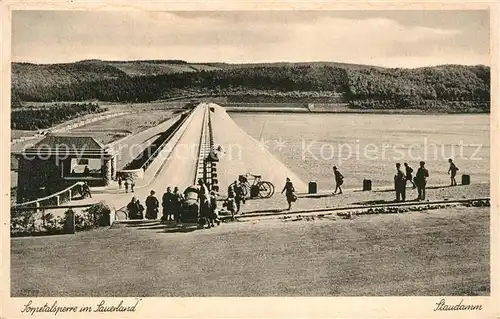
left=10, top=209, right=37, bottom=236
left=40, top=212, right=64, bottom=234
left=72, top=202, right=112, bottom=231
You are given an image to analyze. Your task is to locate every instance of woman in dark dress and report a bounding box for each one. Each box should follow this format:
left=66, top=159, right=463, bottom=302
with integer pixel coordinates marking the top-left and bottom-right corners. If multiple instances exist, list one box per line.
left=281, top=177, right=296, bottom=210
left=127, top=197, right=138, bottom=219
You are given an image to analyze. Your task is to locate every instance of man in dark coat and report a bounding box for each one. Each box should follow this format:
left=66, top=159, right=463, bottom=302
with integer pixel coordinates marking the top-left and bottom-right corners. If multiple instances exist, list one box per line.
left=415, top=161, right=429, bottom=200
left=234, top=181, right=245, bottom=213
left=171, top=186, right=183, bottom=223
left=145, top=190, right=159, bottom=219
left=162, top=187, right=173, bottom=221
left=394, top=163, right=406, bottom=202
left=127, top=197, right=139, bottom=219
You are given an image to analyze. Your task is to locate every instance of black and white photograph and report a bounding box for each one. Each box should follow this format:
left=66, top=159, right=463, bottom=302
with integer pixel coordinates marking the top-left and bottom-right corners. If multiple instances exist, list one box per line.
left=2, top=2, right=498, bottom=318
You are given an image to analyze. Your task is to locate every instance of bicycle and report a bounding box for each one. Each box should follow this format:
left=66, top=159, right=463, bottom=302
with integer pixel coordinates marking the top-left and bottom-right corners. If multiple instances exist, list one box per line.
left=232, top=173, right=275, bottom=199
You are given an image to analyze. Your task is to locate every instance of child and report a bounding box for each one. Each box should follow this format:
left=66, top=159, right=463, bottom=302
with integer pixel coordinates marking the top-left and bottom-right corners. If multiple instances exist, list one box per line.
left=225, top=189, right=237, bottom=219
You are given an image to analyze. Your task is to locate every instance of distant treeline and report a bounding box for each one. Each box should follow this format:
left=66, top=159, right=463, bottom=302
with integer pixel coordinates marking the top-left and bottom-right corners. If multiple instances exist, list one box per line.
left=11, top=103, right=106, bottom=130
left=12, top=62, right=490, bottom=112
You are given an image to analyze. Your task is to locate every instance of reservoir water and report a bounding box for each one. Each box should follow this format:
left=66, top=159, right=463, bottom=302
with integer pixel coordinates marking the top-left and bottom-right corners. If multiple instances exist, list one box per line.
left=230, top=113, right=490, bottom=190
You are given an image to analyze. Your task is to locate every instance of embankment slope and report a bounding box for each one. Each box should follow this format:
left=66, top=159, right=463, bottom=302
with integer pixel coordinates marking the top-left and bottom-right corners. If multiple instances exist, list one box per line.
left=210, top=103, right=307, bottom=194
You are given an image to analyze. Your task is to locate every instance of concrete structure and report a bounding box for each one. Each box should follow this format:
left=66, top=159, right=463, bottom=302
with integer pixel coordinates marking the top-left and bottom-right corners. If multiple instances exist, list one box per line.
left=14, top=134, right=119, bottom=203
left=13, top=103, right=307, bottom=215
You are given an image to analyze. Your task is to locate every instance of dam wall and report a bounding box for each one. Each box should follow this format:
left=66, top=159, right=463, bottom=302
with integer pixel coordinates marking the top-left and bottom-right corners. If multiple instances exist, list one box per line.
left=209, top=103, right=307, bottom=194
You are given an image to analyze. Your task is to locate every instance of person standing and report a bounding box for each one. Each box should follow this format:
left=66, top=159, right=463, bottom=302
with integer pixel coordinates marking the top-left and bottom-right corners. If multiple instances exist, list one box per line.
left=234, top=181, right=245, bottom=213
left=136, top=199, right=145, bottom=219
left=198, top=179, right=211, bottom=228
left=162, top=187, right=173, bottom=221
left=281, top=177, right=296, bottom=210
left=415, top=161, right=429, bottom=201
left=207, top=190, right=218, bottom=227
left=127, top=197, right=139, bottom=219
left=130, top=180, right=135, bottom=193
left=394, top=163, right=406, bottom=202
left=118, top=176, right=122, bottom=190
left=333, top=166, right=344, bottom=194
left=124, top=180, right=129, bottom=193
left=448, top=158, right=459, bottom=186
left=145, top=190, right=159, bottom=219
left=171, top=186, right=183, bottom=223
left=404, top=163, right=416, bottom=188
left=227, top=182, right=235, bottom=197
left=225, top=189, right=237, bottom=220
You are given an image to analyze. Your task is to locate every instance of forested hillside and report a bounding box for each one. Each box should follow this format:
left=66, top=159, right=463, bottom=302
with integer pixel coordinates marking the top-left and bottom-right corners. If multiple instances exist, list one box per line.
left=11, top=103, right=105, bottom=130
left=12, top=60, right=490, bottom=112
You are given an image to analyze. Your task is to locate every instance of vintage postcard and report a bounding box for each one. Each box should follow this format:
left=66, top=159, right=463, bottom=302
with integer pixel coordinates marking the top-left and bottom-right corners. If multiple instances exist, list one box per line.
left=1, top=1, right=498, bottom=318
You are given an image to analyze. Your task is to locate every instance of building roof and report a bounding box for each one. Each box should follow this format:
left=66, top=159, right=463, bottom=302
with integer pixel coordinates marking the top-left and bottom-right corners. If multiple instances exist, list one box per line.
left=17, top=134, right=118, bottom=158
left=34, top=134, right=106, bottom=150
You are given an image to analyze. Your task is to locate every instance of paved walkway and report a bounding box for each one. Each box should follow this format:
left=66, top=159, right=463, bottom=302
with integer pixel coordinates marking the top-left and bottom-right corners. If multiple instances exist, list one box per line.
left=235, top=182, right=489, bottom=217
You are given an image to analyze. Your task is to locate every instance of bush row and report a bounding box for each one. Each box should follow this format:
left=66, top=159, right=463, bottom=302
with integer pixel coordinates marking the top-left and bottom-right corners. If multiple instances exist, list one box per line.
left=10, top=202, right=111, bottom=237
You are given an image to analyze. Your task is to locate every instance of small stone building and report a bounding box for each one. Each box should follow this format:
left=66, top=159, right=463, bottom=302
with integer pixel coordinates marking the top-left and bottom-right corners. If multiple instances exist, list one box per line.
left=14, top=134, right=119, bottom=203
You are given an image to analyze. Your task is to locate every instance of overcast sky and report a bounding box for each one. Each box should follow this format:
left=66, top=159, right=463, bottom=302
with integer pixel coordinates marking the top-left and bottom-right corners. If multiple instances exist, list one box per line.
left=12, top=10, right=490, bottom=68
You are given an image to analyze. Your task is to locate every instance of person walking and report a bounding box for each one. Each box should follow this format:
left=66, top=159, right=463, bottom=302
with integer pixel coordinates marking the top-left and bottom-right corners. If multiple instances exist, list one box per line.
left=162, top=187, right=173, bottom=221
left=81, top=181, right=92, bottom=198
left=404, top=163, right=416, bottom=188
left=130, top=180, right=135, bottom=193
left=448, top=158, right=459, bottom=186
left=415, top=161, right=429, bottom=201
left=394, top=163, right=406, bottom=202
left=118, top=176, right=122, bottom=190
left=145, top=190, right=159, bottom=219
left=124, top=180, right=129, bottom=193
left=281, top=177, right=296, bottom=210
left=333, top=166, right=344, bottom=194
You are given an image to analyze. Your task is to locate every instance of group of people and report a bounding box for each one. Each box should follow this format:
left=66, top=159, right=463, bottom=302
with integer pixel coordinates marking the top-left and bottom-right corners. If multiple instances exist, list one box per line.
left=281, top=158, right=460, bottom=210
left=130, top=188, right=184, bottom=221
left=223, top=179, right=246, bottom=217
left=126, top=179, right=221, bottom=228
left=118, top=176, right=135, bottom=193
left=126, top=197, right=145, bottom=219
left=394, top=158, right=459, bottom=202
left=394, top=161, right=430, bottom=202
left=197, top=179, right=220, bottom=228
left=160, top=187, right=184, bottom=222
left=124, top=157, right=460, bottom=221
